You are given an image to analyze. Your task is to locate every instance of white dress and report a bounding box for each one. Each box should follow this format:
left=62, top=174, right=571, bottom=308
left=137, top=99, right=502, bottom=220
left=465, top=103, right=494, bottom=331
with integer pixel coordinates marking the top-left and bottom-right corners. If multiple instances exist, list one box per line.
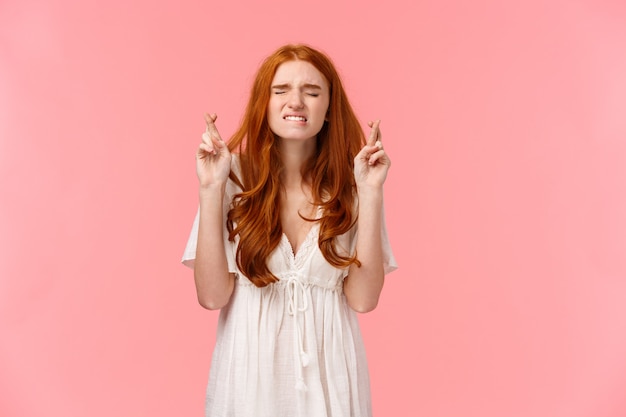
left=182, top=157, right=397, bottom=417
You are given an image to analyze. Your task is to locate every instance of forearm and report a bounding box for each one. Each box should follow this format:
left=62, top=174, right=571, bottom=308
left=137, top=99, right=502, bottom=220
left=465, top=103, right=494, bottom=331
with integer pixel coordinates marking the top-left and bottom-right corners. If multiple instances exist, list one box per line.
left=344, top=186, right=385, bottom=313
left=193, top=184, right=235, bottom=310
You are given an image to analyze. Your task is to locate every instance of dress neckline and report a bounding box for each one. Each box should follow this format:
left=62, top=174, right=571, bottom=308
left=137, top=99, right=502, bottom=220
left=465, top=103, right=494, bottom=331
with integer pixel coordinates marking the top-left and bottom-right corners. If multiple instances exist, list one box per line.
left=281, top=206, right=322, bottom=258
left=281, top=220, right=319, bottom=259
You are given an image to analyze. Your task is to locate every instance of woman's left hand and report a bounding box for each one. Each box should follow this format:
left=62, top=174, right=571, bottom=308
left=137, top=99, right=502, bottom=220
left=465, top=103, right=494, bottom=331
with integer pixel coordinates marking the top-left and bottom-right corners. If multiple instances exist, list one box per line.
left=354, top=120, right=391, bottom=189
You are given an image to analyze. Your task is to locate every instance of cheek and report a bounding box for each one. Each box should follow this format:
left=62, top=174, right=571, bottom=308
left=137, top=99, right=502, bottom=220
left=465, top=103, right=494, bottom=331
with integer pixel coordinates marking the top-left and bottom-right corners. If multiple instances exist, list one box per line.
left=267, top=101, right=280, bottom=119
left=321, top=97, right=330, bottom=113
left=318, top=102, right=330, bottom=119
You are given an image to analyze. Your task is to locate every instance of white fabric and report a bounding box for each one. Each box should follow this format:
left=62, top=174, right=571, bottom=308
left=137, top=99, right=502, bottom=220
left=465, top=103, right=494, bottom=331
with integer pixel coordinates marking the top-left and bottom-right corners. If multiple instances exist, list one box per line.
left=182, top=157, right=397, bottom=417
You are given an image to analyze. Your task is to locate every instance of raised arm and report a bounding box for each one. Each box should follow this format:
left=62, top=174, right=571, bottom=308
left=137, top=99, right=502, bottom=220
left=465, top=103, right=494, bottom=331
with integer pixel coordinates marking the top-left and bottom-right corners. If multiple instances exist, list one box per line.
left=193, top=113, right=236, bottom=310
left=343, top=120, right=391, bottom=313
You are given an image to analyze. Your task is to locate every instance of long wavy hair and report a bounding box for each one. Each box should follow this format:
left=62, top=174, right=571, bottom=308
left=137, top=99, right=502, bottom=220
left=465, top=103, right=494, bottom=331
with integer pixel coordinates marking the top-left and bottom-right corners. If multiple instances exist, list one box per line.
left=226, top=44, right=365, bottom=287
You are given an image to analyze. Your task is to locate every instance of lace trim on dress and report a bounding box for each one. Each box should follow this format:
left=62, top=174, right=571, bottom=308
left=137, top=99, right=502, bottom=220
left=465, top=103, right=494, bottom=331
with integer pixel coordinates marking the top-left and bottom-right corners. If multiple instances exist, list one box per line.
left=279, top=220, right=320, bottom=391
left=280, top=221, right=319, bottom=270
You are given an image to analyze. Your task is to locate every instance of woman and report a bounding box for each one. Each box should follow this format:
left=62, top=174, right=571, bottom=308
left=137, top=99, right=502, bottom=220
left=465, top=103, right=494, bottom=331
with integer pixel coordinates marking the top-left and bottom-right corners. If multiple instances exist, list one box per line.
left=182, top=44, right=397, bottom=417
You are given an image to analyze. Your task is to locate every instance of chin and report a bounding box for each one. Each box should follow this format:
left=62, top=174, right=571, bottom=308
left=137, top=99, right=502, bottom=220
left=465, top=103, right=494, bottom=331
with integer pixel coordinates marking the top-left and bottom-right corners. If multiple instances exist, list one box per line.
left=273, top=128, right=321, bottom=142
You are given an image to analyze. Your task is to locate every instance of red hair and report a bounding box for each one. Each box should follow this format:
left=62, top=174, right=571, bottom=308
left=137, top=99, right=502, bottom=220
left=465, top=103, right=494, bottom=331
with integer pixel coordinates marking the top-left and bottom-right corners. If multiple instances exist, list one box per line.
left=226, top=44, right=365, bottom=287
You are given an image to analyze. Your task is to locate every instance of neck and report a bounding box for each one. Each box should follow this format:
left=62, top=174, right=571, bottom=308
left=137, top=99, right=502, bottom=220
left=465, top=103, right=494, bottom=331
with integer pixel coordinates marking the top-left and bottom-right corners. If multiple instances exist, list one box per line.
left=276, top=136, right=316, bottom=186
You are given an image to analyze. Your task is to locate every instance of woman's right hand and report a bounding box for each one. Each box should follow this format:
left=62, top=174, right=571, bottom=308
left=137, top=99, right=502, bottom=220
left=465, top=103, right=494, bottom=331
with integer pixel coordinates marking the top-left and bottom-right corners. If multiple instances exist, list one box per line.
left=196, top=113, right=232, bottom=188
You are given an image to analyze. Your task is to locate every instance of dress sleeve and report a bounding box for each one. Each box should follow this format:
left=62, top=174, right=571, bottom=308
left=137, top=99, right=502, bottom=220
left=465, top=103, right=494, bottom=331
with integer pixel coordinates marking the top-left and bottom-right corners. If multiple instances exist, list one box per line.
left=181, top=159, right=240, bottom=272
left=350, top=199, right=398, bottom=275
left=380, top=202, right=398, bottom=275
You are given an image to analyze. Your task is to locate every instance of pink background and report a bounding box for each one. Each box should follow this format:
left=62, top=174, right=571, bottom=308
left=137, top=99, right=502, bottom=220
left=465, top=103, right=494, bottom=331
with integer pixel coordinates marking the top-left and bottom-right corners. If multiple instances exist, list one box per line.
left=2, top=0, right=626, bottom=416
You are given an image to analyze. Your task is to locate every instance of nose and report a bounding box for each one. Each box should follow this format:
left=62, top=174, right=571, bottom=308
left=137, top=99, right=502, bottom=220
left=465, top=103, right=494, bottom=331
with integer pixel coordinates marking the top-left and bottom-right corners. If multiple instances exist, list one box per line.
left=287, top=91, right=304, bottom=109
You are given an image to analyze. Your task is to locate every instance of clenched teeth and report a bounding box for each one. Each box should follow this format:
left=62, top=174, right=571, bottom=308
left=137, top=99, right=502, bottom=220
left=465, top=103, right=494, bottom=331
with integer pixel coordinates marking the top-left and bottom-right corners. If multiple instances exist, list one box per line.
left=284, top=116, right=306, bottom=122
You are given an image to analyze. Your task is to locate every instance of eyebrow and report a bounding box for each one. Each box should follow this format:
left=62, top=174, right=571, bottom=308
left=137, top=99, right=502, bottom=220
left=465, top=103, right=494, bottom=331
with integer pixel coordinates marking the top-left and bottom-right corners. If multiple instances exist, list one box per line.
left=271, top=83, right=323, bottom=90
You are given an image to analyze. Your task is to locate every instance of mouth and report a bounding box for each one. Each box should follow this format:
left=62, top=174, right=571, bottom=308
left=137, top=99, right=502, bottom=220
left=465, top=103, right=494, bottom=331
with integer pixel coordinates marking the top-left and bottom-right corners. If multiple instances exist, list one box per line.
left=284, top=115, right=307, bottom=122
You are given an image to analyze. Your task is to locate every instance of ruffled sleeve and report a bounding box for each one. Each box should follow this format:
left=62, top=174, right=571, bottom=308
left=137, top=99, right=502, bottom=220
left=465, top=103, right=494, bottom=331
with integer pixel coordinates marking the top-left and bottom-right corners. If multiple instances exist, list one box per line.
left=181, top=156, right=241, bottom=273
left=349, top=199, right=398, bottom=275
left=380, top=202, right=398, bottom=274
